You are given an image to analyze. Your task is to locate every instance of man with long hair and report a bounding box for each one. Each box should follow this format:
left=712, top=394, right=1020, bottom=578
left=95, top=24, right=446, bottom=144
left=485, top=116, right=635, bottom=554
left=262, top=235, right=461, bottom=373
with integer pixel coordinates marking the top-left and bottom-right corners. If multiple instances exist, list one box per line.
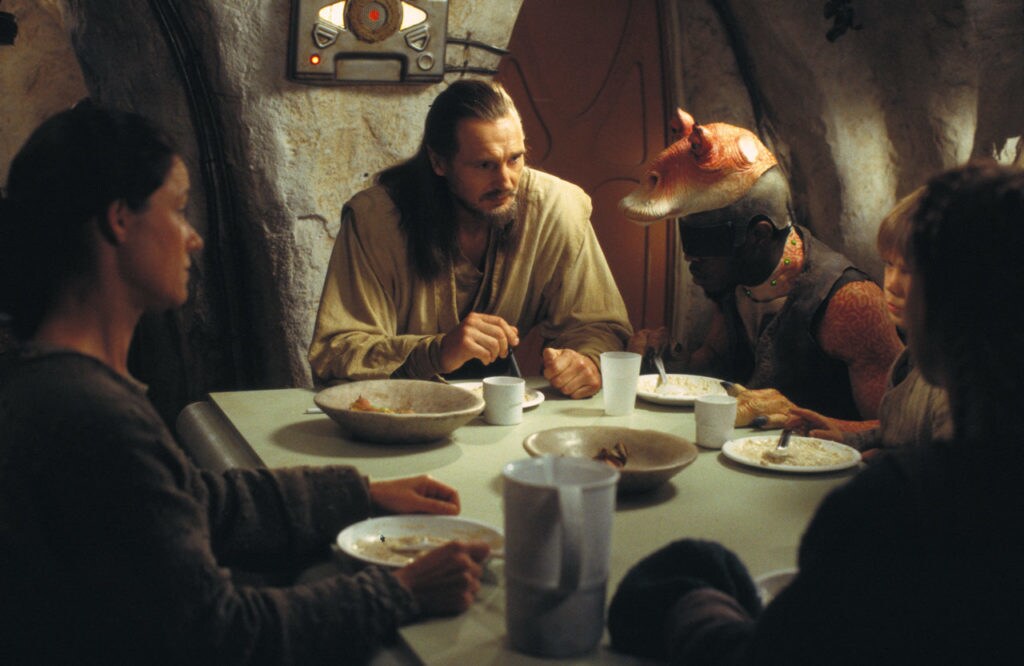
left=309, top=80, right=631, bottom=398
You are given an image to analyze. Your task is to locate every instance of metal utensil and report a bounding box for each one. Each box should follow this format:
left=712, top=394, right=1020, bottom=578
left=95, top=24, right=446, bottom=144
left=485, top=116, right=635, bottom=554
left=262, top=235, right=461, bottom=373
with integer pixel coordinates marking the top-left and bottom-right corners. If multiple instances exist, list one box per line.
left=508, top=347, right=522, bottom=378
left=653, top=354, right=669, bottom=388
left=775, top=428, right=794, bottom=452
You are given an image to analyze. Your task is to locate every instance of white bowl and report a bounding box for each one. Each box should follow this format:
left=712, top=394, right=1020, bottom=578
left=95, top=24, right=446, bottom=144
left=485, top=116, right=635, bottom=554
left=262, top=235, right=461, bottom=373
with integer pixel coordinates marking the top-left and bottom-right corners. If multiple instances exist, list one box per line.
left=522, top=426, right=699, bottom=494
left=314, top=379, right=485, bottom=444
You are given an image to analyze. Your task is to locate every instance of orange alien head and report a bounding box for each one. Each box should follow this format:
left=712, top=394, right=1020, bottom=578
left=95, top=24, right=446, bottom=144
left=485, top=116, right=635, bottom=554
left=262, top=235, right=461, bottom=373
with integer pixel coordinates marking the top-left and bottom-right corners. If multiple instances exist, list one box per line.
left=619, top=109, right=778, bottom=225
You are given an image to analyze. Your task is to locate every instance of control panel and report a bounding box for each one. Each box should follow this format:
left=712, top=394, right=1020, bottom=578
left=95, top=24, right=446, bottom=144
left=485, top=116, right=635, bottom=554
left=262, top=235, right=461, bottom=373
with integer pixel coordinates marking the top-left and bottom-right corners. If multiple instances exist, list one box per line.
left=288, top=0, right=448, bottom=85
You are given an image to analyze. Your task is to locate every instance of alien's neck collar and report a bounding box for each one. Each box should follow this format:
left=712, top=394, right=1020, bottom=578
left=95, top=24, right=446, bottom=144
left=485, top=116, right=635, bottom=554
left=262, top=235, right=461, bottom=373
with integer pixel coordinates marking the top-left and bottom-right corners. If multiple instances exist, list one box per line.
left=741, top=227, right=803, bottom=303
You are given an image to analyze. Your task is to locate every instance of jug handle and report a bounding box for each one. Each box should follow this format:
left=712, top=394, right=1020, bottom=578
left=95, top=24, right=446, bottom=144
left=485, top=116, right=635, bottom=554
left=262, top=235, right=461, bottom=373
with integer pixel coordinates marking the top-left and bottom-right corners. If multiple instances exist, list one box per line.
left=557, top=485, right=583, bottom=591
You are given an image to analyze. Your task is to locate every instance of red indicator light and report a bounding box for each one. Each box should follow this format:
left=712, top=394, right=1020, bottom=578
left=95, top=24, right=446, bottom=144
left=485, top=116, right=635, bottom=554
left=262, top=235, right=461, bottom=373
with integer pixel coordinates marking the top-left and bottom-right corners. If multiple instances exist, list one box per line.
left=309, top=54, right=321, bottom=65
left=369, top=9, right=380, bottom=21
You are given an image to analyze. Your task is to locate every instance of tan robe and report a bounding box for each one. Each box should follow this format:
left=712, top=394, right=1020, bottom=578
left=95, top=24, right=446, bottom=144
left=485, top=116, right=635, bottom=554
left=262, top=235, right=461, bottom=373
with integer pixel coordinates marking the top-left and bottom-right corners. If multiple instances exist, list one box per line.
left=308, top=168, right=632, bottom=382
left=844, top=348, right=952, bottom=451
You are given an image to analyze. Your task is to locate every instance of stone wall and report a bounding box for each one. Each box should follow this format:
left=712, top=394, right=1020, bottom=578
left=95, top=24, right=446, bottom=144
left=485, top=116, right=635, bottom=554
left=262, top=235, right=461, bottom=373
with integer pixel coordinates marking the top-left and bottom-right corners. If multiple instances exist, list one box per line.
left=665, top=0, right=1023, bottom=352
left=2, top=0, right=1021, bottom=422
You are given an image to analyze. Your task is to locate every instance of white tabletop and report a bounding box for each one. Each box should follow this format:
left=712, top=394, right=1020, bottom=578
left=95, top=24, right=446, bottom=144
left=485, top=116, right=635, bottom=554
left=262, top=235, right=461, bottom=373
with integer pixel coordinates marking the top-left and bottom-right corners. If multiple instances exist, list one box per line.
left=208, top=379, right=858, bottom=664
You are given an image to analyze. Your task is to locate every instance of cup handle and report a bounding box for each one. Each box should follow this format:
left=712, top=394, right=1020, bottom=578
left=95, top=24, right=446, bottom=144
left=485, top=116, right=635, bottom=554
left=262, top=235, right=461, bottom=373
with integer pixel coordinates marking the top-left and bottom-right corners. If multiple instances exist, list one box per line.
left=557, top=485, right=583, bottom=591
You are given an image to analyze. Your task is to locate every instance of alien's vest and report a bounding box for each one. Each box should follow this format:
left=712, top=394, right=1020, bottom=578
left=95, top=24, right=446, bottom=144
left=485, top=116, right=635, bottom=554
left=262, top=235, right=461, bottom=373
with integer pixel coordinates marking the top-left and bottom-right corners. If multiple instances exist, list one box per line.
left=720, top=227, right=873, bottom=420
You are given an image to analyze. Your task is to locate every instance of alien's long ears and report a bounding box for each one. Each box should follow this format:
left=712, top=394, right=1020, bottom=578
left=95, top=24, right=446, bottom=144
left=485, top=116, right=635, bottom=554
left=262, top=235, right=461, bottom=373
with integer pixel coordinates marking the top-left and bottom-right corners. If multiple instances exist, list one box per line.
left=669, top=108, right=695, bottom=141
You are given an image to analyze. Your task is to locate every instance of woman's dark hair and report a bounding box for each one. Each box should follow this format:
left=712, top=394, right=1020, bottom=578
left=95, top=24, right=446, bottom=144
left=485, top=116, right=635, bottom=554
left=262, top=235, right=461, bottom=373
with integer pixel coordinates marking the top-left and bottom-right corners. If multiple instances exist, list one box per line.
left=910, top=161, right=1024, bottom=442
left=0, top=101, right=177, bottom=340
left=376, top=79, right=520, bottom=280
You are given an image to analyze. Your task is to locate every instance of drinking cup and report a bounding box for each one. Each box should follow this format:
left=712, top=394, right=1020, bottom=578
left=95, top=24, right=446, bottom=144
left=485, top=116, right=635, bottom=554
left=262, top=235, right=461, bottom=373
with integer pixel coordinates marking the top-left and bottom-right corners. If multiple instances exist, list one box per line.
left=599, top=351, right=642, bottom=416
left=502, top=457, right=619, bottom=657
left=483, top=376, right=525, bottom=425
left=694, top=394, right=737, bottom=449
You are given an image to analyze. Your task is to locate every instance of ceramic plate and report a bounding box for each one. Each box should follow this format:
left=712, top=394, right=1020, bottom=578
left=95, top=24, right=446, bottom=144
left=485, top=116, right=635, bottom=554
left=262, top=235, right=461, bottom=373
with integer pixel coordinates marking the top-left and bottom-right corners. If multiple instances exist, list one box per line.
left=635, top=373, right=728, bottom=406
left=336, top=515, right=504, bottom=568
left=722, top=435, right=861, bottom=473
left=756, top=568, right=798, bottom=605
left=452, top=381, right=545, bottom=410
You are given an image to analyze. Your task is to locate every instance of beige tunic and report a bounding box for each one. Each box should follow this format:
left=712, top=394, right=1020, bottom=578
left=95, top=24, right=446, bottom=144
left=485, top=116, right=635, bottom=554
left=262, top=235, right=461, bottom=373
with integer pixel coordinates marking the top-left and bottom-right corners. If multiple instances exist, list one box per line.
left=308, top=168, right=632, bottom=382
left=844, top=348, right=953, bottom=451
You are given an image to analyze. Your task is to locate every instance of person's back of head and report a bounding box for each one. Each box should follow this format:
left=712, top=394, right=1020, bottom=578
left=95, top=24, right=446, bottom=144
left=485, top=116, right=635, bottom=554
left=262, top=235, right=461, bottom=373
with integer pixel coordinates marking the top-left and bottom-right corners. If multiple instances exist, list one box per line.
left=909, top=161, right=1024, bottom=442
left=377, top=79, right=520, bottom=280
left=0, top=101, right=176, bottom=341
left=877, top=186, right=925, bottom=262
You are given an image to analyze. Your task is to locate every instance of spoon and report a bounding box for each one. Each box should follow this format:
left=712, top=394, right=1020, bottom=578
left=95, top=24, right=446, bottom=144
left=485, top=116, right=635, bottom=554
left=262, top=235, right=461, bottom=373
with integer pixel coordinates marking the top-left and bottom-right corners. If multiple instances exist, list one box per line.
left=652, top=354, right=686, bottom=395
left=775, top=428, right=794, bottom=453
left=653, top=354, right=669, bottom=388
left=761, top=428, right=794, bottom=464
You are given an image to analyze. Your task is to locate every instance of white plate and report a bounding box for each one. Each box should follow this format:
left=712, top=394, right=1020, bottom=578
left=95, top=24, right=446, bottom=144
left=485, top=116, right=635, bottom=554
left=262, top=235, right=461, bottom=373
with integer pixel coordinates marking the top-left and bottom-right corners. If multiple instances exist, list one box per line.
left=756, top=568, right=798, bottom=605
left=722, top=435, right=861, bottom=473
left=635, top=373, right=728, bottom=405
left=336, top=515, right=504, bottom=568
left=452, top=381, right=545, bottom=410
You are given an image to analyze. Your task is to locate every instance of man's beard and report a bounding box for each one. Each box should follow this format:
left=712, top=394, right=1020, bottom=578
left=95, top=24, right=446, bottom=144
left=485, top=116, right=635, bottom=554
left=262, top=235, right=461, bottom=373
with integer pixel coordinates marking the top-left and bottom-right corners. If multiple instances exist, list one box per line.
left=453, top=190, right=519, bottom=229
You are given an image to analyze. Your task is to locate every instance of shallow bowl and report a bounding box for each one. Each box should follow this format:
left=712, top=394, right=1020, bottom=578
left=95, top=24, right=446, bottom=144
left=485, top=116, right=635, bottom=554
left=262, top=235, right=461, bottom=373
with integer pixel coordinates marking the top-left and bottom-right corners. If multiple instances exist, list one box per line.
left=314, top=379, right=485, bottom=444
left=522, top=426, right=698, bottom=494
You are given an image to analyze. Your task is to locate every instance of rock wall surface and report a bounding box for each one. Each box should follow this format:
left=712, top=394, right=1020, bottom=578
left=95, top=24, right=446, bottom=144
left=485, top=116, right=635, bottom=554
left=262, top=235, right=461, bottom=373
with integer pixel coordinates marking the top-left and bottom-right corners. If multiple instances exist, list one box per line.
left=1, top=0, right=1021, bottom=422
left=665, top=0, right=1023, bottom=353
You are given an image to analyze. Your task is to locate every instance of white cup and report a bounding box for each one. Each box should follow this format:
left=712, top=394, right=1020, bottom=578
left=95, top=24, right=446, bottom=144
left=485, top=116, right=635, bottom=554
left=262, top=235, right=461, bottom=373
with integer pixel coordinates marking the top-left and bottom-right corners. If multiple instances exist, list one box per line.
left=503, top=457, right=619, bottom=657
left=483, top=376, right=525, bottom=425
left=599, top=351, right=642, bottom=416
left=694, top=394, right=737, bottom=449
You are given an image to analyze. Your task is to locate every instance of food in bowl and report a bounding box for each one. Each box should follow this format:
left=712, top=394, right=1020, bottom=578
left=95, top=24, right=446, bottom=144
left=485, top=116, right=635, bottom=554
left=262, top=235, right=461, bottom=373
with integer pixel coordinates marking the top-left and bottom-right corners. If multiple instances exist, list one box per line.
left=594, top=442, right=629, bottom=469
left=314, top=379, right=484, bottom=444
left=349, top=395, right=413, bottom=414
left=523, top=426, right=698, bottom=494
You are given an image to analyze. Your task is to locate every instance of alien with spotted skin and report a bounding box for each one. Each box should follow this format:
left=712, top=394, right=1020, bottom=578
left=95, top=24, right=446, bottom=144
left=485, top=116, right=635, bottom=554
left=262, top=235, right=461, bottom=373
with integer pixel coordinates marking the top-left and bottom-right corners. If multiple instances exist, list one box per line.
left=620, top=109, right=902, bottom=424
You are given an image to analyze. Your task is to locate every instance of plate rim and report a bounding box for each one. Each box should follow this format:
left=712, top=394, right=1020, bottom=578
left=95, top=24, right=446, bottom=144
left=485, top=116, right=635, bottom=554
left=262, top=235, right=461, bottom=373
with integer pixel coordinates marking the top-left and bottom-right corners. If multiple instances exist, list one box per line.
left=721, top=434, right=861, bottom=473
left=450, top=380, right=546, bottom=409
left=635, top=373, right=727, bottom=406
left=336, top=514, right=504, bottom=568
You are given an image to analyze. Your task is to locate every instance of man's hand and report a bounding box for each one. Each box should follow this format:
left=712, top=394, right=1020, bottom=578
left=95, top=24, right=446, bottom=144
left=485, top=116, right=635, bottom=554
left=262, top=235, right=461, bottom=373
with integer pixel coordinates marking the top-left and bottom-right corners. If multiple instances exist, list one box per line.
left=627, top=327, right=669, bottom=356
left=439, top=313, right=519, bottom=374
left=543, top=348, right=601, bottom=399
left=369, top=475, right=461, bottom=516
left=392, top=541, right=491, bottom=616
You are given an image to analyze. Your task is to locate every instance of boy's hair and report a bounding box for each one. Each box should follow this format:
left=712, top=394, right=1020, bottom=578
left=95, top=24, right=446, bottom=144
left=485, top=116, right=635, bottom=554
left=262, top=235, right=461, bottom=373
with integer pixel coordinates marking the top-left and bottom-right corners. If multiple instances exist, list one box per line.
left=876, top=186, right=925, bottom=260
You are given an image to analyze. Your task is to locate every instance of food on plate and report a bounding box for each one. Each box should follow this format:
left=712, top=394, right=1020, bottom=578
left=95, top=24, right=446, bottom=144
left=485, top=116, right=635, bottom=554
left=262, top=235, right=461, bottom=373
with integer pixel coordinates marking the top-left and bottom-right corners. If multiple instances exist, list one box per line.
left=594, top=442, right=629, bottom=469
left=350, top=534, right=449, bottom=566
left=636, top=374, right=728, bottom=404
left=729, top=436, right=852, bottom=467
left=761, top=448, right=790, bottom=464
left=349, top=395, right=413, bottom=414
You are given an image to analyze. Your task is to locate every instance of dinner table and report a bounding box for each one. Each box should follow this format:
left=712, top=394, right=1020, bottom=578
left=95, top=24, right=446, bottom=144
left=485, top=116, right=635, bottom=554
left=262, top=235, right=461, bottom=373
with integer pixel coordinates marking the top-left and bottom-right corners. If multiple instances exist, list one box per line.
left=197, top=377, right=861, bottom=665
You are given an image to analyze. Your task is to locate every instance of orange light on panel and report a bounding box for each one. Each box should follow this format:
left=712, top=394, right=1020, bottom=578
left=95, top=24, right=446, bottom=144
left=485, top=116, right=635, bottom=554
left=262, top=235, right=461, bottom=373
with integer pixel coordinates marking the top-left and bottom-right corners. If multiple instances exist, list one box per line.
left=309, top=53, right=322, bottom=65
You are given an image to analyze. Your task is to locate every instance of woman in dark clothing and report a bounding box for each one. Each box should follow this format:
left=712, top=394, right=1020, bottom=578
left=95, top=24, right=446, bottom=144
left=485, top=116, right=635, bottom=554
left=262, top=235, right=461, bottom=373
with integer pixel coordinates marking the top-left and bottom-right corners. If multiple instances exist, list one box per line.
left=0, top=103, right=490, bottom=665
left=608, top=162, right=1024, bottom=664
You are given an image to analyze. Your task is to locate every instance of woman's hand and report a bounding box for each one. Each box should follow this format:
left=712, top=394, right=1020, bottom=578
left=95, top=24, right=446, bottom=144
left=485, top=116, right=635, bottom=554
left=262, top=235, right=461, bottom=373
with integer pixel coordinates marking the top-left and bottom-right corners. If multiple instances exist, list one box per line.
left=392, top=541, right=492, bottom=615
left=786, top=406, right=846, bottom=442
left=369, top=475, right=461, bottom=516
